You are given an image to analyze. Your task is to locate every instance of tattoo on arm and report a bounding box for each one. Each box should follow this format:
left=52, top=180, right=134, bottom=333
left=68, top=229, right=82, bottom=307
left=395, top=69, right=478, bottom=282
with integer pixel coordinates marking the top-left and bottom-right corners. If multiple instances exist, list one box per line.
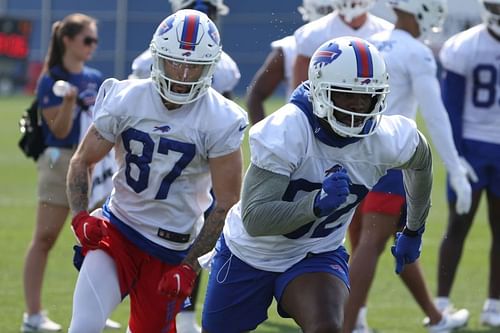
left=91, top=127, right=107, bottom=142
left=67, top=160, right=90, bottom=215
left=183, top=206, right=228, bottom=272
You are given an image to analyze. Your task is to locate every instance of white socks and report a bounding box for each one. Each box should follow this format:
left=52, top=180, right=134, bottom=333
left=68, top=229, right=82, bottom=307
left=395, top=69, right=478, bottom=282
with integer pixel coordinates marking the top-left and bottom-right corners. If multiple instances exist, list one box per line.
left=484, top=298, right=500, bottom=312
left=435, top=297, right=451, bottom=312
left=355, top=306, right=368, bottom=328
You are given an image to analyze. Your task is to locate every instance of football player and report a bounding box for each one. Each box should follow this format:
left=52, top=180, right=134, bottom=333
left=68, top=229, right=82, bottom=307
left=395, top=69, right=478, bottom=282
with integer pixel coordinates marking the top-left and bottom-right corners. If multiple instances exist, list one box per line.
left=293, top=4, right=393, bottom=297
left=131, top=2, right=239, bottom=332
left=292, top=0, right=393, bottom=88
left=343, top=1, right=474, bottom=332
left=436, top=0, right=500, bottom=327
left=344, top=0, right=471, bottom=333
left=202, top=36, right=432, bottom=333
left=246, top=0, right=335, bottom=125
left=129, top=0, right=240, bottom=100
left=66, top=10, right=247, bottom=333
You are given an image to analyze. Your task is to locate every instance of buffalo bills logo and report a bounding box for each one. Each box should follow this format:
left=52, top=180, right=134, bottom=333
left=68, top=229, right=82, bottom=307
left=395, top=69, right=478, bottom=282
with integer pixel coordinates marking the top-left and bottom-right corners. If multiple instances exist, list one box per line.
left=360, top=78, right=371, bottom=85
left=375, top=40, right=395, bottom=52
left=207, top=21, right=220, bottom=45
left=153, top=125, right=171, bottom=133
left=312, top=42, right=342, bottom=68
left=325, top=164, right=343, bottom=176
left=157, top=16, right=175, bottom=36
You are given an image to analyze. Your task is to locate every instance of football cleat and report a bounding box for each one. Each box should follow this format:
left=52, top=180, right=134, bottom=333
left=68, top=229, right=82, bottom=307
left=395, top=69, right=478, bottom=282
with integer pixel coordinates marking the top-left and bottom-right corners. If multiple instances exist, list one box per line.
left=425, top=308, right=469, bottom=333
left=21, top=311, right=62, bottom=332
left=480, top=309, right=500, bottom=327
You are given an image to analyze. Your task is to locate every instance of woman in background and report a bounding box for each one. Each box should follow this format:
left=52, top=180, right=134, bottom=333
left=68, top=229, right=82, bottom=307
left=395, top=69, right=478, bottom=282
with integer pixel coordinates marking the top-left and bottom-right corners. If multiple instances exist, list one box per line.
left=21, top=13, right=103, bottom=332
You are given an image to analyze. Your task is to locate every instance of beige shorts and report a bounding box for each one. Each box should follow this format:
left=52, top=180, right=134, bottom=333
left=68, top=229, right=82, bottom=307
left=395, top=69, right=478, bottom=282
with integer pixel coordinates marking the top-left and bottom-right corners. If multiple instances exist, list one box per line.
left=37, top=147, right=76, bottom=207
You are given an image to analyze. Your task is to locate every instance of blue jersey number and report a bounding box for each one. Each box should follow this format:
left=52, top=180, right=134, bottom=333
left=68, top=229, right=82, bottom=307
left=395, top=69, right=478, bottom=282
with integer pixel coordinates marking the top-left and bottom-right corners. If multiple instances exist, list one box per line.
left=282, top=178, right=368, bottom=239
left=121, top=128, right=196, bottom=199
left=472, top=64, right=499, bottom=108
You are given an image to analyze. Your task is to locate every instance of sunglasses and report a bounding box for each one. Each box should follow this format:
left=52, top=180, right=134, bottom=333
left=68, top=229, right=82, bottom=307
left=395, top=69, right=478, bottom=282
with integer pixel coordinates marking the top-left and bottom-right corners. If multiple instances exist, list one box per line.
left=83, top=36, right=98, bottom=46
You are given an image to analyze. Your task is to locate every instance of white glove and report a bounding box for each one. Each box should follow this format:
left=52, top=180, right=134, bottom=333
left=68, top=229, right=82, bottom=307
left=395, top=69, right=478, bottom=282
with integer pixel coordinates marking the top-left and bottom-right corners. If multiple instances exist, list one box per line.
left=459, top=156, right=478, bottom=183
left=449, top=157, right=477, bottom=215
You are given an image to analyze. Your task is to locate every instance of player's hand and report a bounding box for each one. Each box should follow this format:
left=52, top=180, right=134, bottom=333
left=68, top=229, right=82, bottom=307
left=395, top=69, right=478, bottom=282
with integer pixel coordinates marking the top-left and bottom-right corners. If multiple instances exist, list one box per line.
left=71, top=211, right=109, bottom=250
left=313, top=167, right=350, bottom=217
left=158, top=264, right=197, bottom=298
left=449, top=157, right=478, bottom=215
left=449, top=169, right=472, bottom=215
left=391, top=226, right=424, bottom=274
left=459, top=156, right=478, bottom=183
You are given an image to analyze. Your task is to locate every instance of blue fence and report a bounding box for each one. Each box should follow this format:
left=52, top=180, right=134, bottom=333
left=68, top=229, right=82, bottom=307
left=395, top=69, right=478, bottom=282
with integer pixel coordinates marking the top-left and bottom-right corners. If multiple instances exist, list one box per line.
left=1, top=0, right=304, bottom=95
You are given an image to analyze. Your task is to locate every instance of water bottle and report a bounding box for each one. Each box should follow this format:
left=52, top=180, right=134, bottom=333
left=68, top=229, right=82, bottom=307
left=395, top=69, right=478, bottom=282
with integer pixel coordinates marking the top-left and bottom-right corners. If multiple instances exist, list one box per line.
left=52, top=80, right=71, bottom=97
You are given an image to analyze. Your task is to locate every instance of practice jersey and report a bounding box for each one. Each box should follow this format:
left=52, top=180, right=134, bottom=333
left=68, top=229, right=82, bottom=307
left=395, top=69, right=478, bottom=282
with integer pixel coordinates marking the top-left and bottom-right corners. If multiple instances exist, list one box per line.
left=223, top=87, right=419, bottom=272
left=129, top=49, right=241, bottom=94
left=93, top=78, right=248, bottom=251
left=440, top=25, right=500, bottom=145
left=369, top=29, right=437, bottom=119
left=270, top=35, right=297, bottom=99
left=294, top=12, right=393, bottom=58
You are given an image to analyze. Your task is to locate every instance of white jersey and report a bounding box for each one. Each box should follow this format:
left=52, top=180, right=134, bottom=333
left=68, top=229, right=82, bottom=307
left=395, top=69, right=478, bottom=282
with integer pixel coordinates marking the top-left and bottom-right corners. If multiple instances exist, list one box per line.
left=369, top=29, right=462, bottom=171
left=270, top=35, right=297, bottom=100
left=223, top=104, right=419, bottom=272
left=129, top=49, right=241, bottom=94
left=369, top=29, right=436, bottom=119
left=294, top=12, right=393, bottom=58
left=440, top=25, right=500, bottom=145
left=93, top=78, right=248, bottom=251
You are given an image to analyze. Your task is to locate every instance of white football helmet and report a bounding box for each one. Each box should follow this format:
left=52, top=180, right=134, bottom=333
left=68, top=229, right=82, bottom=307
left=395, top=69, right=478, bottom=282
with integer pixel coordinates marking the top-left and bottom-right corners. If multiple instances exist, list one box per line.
left=150, top=9, right=222, bottom=104
left=169, top=0, right=229, bottom=16
left=389, top=0, right=447, bottom=37
left=298, top=0, right=335, bottom=22
left=332, top=0, right=375, bottom=22
left=479, top=0, right=500, bottom=35
left=308, top=36, right=389, bottom=137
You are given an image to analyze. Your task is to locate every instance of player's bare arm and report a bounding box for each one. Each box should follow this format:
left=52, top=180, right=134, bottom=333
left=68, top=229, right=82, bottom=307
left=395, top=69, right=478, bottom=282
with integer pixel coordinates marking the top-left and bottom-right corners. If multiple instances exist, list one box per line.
left=182, top=149, right=243, bottom=272
left=292, top=54, right=310, bottom=89
left=246, top=47, right=285, bottom=124
left=67, top=125, right=114, bottom=215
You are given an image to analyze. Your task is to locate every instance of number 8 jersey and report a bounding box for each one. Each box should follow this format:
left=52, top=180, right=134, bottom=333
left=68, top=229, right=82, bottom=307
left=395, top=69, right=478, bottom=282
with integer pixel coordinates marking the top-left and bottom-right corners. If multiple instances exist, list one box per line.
left=439, top=24, right=500, bottom=145
left=93, top=78, right=247, bottom=251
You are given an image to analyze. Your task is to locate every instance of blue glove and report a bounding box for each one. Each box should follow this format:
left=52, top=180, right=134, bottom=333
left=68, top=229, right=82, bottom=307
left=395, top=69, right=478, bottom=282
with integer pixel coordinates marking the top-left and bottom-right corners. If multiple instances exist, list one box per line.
left=391, top=225, right=425, bottom=274
left=313, top=167, right=350, bottom=217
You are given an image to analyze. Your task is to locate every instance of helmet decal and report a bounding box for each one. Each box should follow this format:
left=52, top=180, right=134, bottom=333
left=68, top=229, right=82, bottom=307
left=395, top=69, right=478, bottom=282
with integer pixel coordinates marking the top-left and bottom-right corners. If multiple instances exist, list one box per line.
left=158, top=15, right=176, bottom=36
left=207, top=21, right=220, bottom=45
left=179, top=14, right=201, bottom=50
left=312, top=42, right=342, bottom=68
left=351, top=40, right=373, bottom=78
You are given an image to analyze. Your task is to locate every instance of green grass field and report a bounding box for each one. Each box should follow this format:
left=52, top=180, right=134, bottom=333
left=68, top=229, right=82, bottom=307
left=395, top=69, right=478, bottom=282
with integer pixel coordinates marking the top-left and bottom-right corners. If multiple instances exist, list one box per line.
left=0, top=95, right=495, bottom=333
